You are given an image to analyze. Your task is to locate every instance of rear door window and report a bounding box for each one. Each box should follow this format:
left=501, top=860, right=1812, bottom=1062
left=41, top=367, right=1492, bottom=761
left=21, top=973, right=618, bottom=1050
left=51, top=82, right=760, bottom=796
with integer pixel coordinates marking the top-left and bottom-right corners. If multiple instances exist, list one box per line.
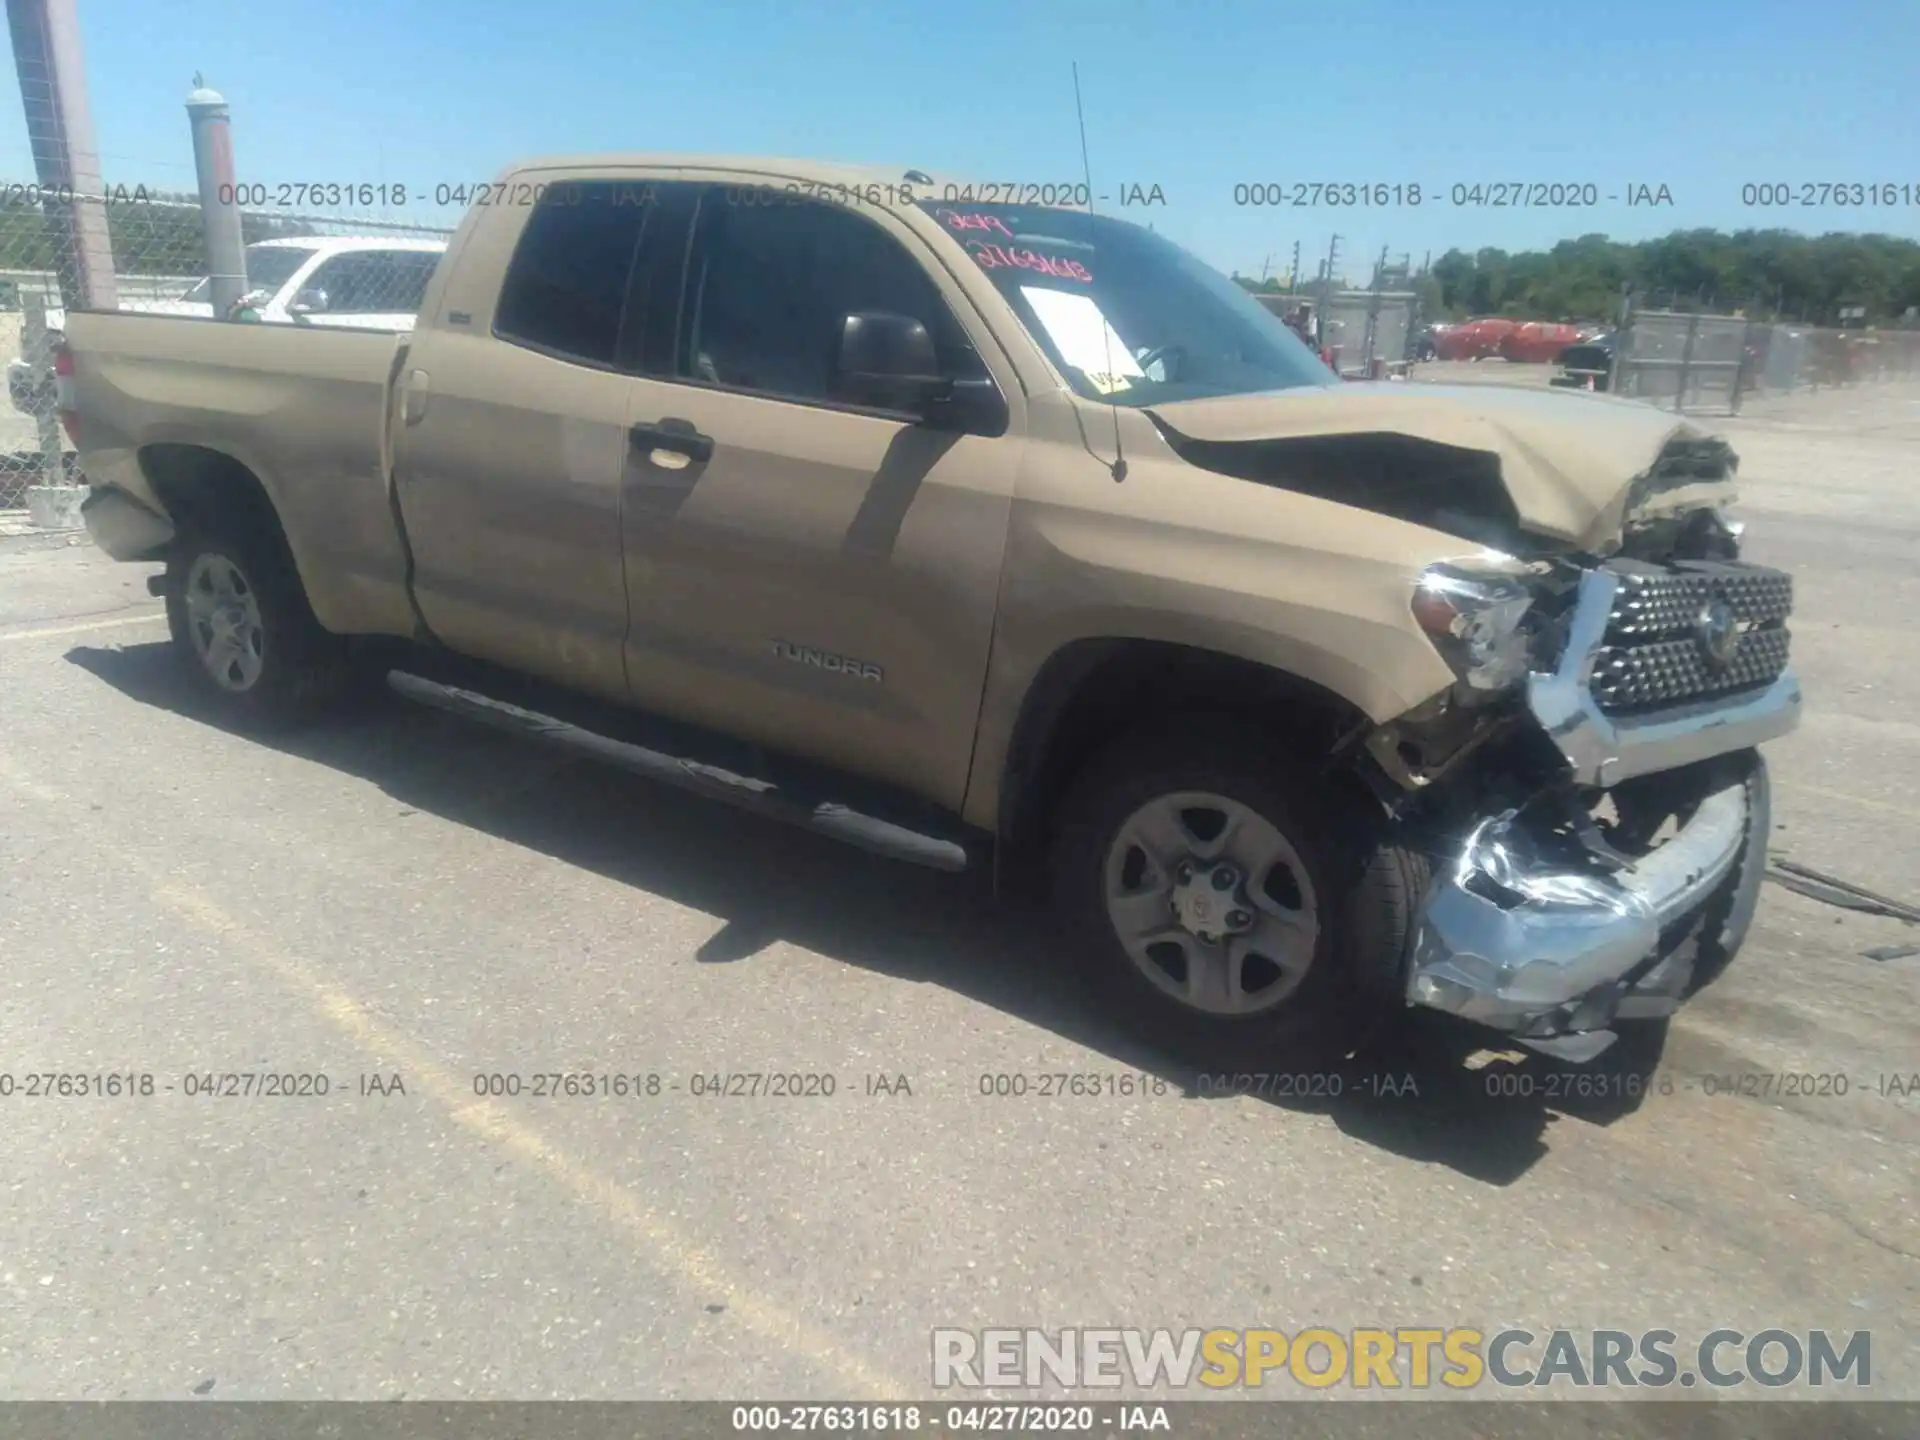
left=494, top=185, right=656, bottom=366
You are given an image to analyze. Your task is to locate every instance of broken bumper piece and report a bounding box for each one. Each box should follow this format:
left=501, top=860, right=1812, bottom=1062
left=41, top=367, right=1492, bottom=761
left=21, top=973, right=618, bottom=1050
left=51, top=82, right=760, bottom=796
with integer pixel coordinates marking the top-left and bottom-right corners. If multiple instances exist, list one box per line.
left=81, top=484, right=175, bottom=562
left=1405, top=761, right=1765, bottom=1060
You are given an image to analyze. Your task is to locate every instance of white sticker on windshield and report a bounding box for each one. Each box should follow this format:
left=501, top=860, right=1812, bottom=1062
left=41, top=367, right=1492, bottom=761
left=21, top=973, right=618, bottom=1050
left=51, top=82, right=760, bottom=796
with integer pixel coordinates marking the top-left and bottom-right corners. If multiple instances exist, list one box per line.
left=1019, top=285, right=1144, bottom=395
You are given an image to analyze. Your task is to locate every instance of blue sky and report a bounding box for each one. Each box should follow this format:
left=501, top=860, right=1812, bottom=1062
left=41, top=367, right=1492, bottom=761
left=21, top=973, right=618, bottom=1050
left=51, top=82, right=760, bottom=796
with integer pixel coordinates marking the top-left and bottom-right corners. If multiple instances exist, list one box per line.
left=2, top=0, right=1914, bottom=282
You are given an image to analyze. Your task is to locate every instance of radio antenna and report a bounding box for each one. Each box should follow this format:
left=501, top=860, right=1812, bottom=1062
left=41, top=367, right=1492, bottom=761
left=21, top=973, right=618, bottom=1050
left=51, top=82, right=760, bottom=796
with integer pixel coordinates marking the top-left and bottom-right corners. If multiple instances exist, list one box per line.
left=1072, top=61, right=1126, bottom=482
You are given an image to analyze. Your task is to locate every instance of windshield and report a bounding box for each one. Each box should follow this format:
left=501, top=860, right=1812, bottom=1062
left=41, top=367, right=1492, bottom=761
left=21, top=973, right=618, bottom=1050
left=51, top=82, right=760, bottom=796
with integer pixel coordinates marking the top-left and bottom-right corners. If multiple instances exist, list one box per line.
left=182, top=244, right=318, bottom=303
left=917, top=201, right=1335, bottom=405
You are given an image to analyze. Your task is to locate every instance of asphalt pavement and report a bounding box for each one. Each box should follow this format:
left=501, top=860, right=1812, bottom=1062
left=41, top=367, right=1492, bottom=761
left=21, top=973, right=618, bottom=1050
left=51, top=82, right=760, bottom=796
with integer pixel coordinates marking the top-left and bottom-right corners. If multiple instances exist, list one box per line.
left=0, top=382, right=1915, bottom=1418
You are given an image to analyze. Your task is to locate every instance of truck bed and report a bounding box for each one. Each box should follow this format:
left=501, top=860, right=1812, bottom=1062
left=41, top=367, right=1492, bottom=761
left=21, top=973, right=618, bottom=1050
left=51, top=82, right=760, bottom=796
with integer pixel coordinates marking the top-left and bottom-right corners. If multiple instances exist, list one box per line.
left=67, top=310, right=414, bottom=638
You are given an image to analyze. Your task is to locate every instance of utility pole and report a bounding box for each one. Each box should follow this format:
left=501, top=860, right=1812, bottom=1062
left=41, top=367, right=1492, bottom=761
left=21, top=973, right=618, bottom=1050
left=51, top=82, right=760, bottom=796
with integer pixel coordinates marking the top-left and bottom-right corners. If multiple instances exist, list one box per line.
left=1290, top=239, right=1301, bottom=291
left=1364, top=244, right=1389, bottom=374
left=186, top=76, right=247, bottom=320
left=1322, top=235, right=1342, bottom=362
left=6, top=0, right=117, bottom=312
left=6, top=0, right=114, bottom=527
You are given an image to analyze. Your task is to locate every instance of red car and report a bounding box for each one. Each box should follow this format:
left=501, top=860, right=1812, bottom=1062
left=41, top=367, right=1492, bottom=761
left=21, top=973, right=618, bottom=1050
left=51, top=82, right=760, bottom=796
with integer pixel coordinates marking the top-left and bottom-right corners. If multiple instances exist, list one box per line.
left=1499, top=321, right=1587, bottom=364
left=1432, top=317, right=1518, bottom=360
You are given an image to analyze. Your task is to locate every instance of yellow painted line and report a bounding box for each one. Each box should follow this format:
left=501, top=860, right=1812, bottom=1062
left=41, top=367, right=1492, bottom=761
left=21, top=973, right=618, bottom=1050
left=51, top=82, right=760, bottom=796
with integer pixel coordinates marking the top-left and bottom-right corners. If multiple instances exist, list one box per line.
left=149, top=882, right=909, bottom=1397
left=1776, top=780, right=1920, bottom=825
left=0, top=609, right=167, bottom=643
left=0, top=750, right=911, bottom=1398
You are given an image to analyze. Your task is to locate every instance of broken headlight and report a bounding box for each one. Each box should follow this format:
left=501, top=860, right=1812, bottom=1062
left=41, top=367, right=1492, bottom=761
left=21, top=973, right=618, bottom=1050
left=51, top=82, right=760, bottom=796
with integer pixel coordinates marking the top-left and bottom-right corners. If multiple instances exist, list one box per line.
left=1412, top=559, right=1535, bottom=693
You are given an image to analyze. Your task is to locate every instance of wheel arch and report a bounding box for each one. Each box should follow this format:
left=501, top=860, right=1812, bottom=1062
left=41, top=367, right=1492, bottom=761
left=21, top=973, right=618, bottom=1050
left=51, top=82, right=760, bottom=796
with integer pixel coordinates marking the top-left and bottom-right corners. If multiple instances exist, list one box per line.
left=140, top=443, right=288, bottom=548
left=137, top=442, right=347, bottom=636
left=989, top=637, right=1379, bottom=898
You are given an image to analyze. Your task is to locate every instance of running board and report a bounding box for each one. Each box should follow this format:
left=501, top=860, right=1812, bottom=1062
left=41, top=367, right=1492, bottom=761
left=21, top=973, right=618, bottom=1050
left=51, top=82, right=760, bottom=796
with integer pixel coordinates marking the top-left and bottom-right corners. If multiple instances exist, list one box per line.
left=386, top=670, right=974, bottom=873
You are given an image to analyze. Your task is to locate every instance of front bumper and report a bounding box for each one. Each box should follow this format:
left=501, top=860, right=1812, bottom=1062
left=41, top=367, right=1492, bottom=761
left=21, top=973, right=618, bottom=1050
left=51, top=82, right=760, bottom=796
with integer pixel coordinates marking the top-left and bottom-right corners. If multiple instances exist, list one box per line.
left=1405, top=757, right=1768, bottom=1061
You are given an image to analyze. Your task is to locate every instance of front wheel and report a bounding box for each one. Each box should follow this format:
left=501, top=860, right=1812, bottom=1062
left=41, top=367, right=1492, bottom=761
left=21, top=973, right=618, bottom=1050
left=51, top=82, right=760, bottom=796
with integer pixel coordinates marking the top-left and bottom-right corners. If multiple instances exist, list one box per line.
left=165, top=525, right=351, bottom=728
left=1048, top=722, right=1429, bottom=1069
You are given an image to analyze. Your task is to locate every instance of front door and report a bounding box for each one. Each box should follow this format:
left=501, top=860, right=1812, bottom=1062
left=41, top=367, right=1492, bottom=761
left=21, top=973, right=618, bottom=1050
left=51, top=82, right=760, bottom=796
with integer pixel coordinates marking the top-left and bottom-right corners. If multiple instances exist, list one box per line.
left=618, top=187, right=1025, bottom=810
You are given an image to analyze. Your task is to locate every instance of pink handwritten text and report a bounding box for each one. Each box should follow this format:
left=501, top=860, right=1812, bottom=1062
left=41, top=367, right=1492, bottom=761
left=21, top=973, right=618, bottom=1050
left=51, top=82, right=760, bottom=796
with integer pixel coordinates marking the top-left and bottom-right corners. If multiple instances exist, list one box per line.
left=937, top=208, right=1015, bottom=239
left=966, top=242, right=1093, bottom=282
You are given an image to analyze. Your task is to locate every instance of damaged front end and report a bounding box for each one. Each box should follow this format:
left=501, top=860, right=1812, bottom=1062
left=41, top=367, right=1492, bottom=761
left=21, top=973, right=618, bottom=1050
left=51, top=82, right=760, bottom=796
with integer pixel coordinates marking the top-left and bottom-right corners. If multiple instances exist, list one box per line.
left=1384, top=535, right=1796, bottom=1058
left=1374, top=547, right=1797, bottom=1058
left=1287, top=433, right=1799, bottom=1059
left=1148, top=392, right=1801, bottom=1057
left=1406, top=754, right=1769, bottom=1061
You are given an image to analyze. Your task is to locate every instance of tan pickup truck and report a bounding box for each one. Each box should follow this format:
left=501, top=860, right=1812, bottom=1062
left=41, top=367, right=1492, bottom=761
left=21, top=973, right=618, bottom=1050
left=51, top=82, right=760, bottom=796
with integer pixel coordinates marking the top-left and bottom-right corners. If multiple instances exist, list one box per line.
left=63, top=155, right=1802, bottom=1067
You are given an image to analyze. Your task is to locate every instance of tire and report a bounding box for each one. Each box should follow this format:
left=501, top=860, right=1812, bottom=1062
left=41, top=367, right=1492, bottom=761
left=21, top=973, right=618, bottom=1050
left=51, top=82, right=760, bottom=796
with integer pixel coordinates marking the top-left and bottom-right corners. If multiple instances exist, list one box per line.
left=1047, top=719, right=1430, bottom=1069
left=164, top=521, right=351, bottom=729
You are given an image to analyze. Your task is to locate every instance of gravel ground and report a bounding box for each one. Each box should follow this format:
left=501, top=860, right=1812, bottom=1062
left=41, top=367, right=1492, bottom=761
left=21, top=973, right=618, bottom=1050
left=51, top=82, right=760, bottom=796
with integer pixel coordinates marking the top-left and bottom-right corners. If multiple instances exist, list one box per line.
left=0, top=381, right=1915, bottom=1422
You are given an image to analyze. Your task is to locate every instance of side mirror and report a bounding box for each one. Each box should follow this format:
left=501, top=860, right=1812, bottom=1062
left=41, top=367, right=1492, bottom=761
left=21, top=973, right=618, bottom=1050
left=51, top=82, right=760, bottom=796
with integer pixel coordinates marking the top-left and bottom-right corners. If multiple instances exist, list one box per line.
left=225, top=288, right=273, bottom=322
left=288, top=287, right=330, bottom=319
left=834, top=311, right=948, bottom=413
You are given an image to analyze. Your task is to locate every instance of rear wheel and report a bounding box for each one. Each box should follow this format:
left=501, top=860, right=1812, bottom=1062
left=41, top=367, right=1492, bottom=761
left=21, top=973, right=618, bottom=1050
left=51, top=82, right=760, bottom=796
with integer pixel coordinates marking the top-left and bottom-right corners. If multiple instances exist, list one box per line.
left=164, top=524, right=351, bottom=728
left=1049, top=722, right=1429, bottom=1069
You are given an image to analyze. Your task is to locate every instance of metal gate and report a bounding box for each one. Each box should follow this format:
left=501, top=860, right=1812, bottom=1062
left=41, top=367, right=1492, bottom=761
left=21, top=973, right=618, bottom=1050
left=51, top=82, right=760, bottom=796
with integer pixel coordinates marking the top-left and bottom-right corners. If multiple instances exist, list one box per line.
left=1612, top=310, right=1755, bottom=415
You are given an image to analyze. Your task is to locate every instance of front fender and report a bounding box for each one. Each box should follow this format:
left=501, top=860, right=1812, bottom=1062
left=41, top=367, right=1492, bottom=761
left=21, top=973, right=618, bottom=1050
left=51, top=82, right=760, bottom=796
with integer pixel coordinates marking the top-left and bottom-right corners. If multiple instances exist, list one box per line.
left=959, top=457, right=1466, bottom=835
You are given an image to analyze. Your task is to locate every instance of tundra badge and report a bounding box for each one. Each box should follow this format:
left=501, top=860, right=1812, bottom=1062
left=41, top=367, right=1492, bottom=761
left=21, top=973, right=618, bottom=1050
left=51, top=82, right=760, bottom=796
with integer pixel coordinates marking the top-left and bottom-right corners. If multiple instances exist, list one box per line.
left=770, top=640, right=884, bottom=684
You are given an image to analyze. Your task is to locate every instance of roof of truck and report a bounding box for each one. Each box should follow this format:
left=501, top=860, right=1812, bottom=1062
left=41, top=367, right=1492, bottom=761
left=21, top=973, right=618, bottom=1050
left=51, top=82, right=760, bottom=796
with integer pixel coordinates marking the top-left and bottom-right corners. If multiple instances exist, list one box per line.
left=494, top=154, right=1085, bottom=206
left=500, top=154, right=945, bottom=183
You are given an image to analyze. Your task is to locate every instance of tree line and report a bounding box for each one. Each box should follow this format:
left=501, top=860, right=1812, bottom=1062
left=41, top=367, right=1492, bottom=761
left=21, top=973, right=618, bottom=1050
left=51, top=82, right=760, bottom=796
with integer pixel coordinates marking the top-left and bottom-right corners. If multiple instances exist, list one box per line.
left=1237, top=228, right=1920, bottom=327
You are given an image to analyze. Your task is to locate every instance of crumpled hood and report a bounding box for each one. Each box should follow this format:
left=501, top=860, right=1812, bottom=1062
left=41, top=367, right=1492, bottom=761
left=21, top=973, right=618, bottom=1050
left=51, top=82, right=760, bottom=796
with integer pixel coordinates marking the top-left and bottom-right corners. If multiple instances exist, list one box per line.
left=1148, top=382, right=1737, bottom=551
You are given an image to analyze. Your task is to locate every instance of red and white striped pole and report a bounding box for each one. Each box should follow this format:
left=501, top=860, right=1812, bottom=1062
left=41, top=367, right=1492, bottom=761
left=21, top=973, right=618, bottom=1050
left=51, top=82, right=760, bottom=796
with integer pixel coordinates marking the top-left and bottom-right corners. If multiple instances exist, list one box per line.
left=187, top=76, right=249, bottom=320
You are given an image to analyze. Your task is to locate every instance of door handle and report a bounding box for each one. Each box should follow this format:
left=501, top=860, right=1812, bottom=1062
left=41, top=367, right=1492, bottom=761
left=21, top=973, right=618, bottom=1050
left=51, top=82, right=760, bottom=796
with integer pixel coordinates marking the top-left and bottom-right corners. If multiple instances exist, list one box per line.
left=403, top=368, right=430, bottom=425
left=629, top=417, right=713, bottom=465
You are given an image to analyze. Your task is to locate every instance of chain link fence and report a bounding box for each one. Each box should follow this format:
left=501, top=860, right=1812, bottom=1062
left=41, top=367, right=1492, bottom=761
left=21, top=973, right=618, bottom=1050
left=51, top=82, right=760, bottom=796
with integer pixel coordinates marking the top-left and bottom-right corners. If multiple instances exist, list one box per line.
left=1611, top=307, right=1920, bottom=415
left=1613, top=310, right=1753, bottom=414
left=1319, top=291, right=1416, bottom=379
left=1749, top=324, right=1920, bottom=393
left=0, top=186, right=452, bottom=508
left=1253, top=287, right=1420, bottom=378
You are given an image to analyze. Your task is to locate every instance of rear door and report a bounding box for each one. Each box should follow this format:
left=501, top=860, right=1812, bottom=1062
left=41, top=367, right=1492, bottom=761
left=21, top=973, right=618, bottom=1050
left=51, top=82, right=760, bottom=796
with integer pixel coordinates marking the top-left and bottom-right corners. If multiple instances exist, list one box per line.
left=393, top=181, right=694, bottom=698
left=614, top=185, right=1026, bottom=810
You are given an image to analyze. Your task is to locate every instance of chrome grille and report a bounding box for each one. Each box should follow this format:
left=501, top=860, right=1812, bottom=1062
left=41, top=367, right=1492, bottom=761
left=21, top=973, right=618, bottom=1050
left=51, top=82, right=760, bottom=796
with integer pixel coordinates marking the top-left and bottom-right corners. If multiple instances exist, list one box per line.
left=1606, top=563, right=1793, bottom=640
left=1592, top=626, right=1792, bottom=711
left=1592, top=561, right=1793, bottom=715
